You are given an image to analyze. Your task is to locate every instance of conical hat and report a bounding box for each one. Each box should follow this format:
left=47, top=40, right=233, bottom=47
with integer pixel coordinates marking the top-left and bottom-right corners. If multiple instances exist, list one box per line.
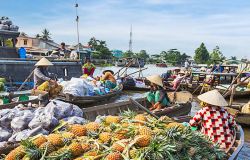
left=146, top=75, right=163, bottom=87
left=35, top=57, right=53, bottom=66
left=197, top=90, right=228, bottom=107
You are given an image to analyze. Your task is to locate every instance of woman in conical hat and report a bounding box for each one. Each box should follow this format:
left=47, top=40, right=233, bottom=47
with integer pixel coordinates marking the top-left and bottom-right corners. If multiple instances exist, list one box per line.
left=189, top=89, right=236, bottom=150
left=33, top=57, right=55, bottom=88
left=146, top=75, right=170, bottom=111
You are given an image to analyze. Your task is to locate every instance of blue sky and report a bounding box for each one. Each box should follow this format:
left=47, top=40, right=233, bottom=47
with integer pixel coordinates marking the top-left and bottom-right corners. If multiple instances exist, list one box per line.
left=1, top=0, right=250, bottom=59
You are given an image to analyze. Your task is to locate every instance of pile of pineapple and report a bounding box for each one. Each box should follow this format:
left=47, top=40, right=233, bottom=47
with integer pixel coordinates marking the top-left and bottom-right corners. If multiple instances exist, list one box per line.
left=4, top=111, right=226, bottom=160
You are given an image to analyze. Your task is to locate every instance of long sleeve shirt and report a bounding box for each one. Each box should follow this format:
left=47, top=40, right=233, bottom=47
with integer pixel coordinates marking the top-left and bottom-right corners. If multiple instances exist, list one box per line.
left=34, top=67, right=51, bottom=87
left=189, top=106, right=236, bottom=149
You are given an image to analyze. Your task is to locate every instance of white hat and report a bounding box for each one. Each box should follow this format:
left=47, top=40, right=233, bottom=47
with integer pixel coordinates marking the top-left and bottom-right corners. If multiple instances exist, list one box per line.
left=146, top=75, right=163, bottom=87
left=198, top=89, right=228, bottom=107
left=35, top=57, right=53, bottom=66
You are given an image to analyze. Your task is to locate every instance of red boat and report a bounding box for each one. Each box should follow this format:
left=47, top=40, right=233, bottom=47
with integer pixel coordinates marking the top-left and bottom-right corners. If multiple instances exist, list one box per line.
left=156, top=63, right=167, bottom=67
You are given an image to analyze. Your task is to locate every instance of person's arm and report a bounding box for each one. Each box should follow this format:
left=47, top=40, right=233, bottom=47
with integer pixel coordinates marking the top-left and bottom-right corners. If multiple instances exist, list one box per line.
left=189, top=108, right=205, bottom=126
left=157, top=90, right=165, bottom=103
left=101, top=72, right=109, bottom=81
left=34, top=68, right=51, bottom=81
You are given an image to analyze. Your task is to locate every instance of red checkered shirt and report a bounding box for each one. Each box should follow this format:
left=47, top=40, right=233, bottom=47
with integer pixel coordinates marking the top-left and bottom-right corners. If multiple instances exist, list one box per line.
left=189, top=105, right=236, bottom=149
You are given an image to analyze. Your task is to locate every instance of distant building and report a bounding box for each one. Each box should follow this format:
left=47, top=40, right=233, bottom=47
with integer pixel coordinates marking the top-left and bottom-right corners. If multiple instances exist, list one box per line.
left=112, top=50, right=123, bottom=58
left=16, top=35, right=60, bottom=55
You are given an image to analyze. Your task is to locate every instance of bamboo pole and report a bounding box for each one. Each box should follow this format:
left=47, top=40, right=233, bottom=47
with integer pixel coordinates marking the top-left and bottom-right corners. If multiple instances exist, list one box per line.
left=114, top=59, right=133, bottom=76
left=229, top=85, right=236, bottom=106
left=17, top=69, right=35, bottom=91
left=222, top=64, right=248, bottom=95
left=123, top=67, right=148, bottom=78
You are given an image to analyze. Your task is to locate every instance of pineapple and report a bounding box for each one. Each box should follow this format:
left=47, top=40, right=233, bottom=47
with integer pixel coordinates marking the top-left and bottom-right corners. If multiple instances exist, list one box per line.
left=5, top=146, right=25, bottom=160
left=133, top=114, right=147, bottom=125
left=69, top=124, right=87, bottom=136
left=84, top=122, right=100, bottom=132
left=68, top=142, right=84, bottom=157
left=111, top=140, right=128, bottom=153
left=99, top=132, right=111, bottom=143
left=61, top=132, right=75, bottom=139
left=32, top=135, right=47, bottom=147
left=84, top=150, right=99, bottom=156
left=39, top=142, right=56, bottom=155
left=105, top=116, right=120, bottom=124
left=81, top=143, right=91, bottom=152
left=105, top=152, right=123, bottom=160
left=167, top=122, right=185, bottom=130
left=114, top=130, right=127, bottom=140
left=129, top=148, right=138, bottom=159
left=138, top=126, right=152, bottom=136
left=47, top=133, right=64, bottom=147
left=135, top=135, right=151, bottom=147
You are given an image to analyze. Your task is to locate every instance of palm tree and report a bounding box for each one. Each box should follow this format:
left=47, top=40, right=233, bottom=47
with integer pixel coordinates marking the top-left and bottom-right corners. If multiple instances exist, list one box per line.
left=231, top=56, right=237, bottom=60
left=41, top=28, right=51, bottom=41
left=35, top=34, right=41, bottom=38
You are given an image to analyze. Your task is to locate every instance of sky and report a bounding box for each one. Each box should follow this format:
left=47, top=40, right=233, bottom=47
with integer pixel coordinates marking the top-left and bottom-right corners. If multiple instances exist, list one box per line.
left=1, top=0, right=250, bottom=59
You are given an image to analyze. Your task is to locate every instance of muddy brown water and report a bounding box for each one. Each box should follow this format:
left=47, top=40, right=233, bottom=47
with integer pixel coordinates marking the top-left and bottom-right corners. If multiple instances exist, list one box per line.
left=95, top=65, right=250, bottom=160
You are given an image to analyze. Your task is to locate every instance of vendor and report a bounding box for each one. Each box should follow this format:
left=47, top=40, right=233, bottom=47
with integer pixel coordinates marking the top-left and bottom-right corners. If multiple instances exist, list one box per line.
left=33, top=57, right=55, bottom=88
left=100, top=70, right=117, bottom=89
left=83, top=58, right=96, bottom=77
left=146, top=75, right=170, bottom=111
left=189, top=90, right=236, bottom=150
left=171, top=70, right=186, bottom=90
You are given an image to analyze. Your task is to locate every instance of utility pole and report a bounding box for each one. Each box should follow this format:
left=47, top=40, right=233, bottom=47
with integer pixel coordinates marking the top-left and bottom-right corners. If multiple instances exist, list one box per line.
left=129, top=25, right=132, bottom=52
left=75, top=1, right=80, bottom=52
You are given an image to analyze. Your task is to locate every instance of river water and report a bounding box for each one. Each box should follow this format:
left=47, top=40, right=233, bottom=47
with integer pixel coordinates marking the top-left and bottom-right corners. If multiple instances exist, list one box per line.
left=95, top=64, right=250, bottom=160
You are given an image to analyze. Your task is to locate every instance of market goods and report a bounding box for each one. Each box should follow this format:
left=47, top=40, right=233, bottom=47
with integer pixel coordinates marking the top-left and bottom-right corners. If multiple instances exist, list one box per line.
left=4, top=112, right=226, bottom=160
left=0, top=100, right=85, bottom=145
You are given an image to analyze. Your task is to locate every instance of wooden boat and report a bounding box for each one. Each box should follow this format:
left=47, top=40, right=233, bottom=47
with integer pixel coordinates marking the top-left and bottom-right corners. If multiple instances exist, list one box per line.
left=225, top=103, right=250, bottom=126
left=115, top=58, right=145, bottom=68
left=57, top=84, right=123, bottom=107
left=216, top=85, right=250, bottom=98
left=82, top=91, right=193, bottom=121
left=0, top=90, right=48, bottom=109
left=156, top=63, right=167, bottom=67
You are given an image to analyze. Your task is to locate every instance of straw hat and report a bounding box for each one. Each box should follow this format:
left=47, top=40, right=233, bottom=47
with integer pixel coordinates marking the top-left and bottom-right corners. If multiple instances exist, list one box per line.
left=35, top=57, right=53, bottom=66
left=146, top=75, right=163, bottom=87
left=197, top=89, right=228, bottom=107
left=178, top=70, right=185, bottom=74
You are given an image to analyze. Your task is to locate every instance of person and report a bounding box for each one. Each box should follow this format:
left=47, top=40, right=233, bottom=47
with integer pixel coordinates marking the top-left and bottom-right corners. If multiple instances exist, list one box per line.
left=58, top=42, right=70, bottom=58
left=189, top=90, right=236, bottom=150
left=100, top=70, right=117, bottom=89
left=146, top=75, right=170, bottom=111
left=83, top=58, right=96, bottom=77
left=33, top=57, right=55, bottom=88
left=171, top=70, right=186, bottom=90
left=161, top=70, right=171, bottom=87
left=69, top=45, right=78, bottom=60
left=184, top=60, right=189, bottom=70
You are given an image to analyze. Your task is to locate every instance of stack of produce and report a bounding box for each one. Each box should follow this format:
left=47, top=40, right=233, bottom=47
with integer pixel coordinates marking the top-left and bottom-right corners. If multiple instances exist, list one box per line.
left=4, top=111, right=226, bottom=160
left=37, top=81, right=62, bottom=98
left=0, top=100, right=86, bottom=148
left=0, top=77, right=6, bottom=92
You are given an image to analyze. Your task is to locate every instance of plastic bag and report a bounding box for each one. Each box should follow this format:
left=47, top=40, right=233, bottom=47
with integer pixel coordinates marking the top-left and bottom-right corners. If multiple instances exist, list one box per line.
left=28, top=113, right=58, bottom=131
left=11, top=111, right=34, bottom=132
left=70, top=105, right=83, bottom=117
left=44, top=100, right=74, bottom=119
left=63, top=116, right=87, bottom=125
left=0, top=127, right=12, bottom=142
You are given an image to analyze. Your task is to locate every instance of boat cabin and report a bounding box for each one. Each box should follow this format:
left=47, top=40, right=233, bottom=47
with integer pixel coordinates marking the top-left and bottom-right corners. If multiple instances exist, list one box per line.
left=0, top=30, right=19, bottom=58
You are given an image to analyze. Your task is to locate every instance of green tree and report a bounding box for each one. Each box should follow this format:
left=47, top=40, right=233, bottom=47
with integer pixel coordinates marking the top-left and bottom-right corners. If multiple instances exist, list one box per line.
left=88, top=37, right=112, bottom=59
left=41, top=28, right=51, bottom=41
left=122, top=50, right=134, bottom=58
left=135, top=50, right=149, bottom=61
left=162, top=49, right=181, bottom=65
left=35, top=34, right=41, bottom=38
left=231, top=56, right=237, bottom=60
left=209, top=46, right=225, bottom=62
left=194, top=42, right=210, bottom=64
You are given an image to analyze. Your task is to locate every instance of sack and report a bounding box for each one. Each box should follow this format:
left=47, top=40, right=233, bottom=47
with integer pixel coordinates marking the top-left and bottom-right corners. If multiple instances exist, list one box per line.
left=9, top=25, right=18, bottom=31
left=1, top=20, right=12, bottom=25
left=123, top=77, right=136, bottom=87
left=0, top=127, right=12, bottom=142
left=0, top=24, right=9, bottom=30
left=28, top=113, right=58, bottom=131
left=44, top=100, right=73, bottom=119
left=11, top=111, right=34, bottom=132
left=63, top=116, right=87, bottom=125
